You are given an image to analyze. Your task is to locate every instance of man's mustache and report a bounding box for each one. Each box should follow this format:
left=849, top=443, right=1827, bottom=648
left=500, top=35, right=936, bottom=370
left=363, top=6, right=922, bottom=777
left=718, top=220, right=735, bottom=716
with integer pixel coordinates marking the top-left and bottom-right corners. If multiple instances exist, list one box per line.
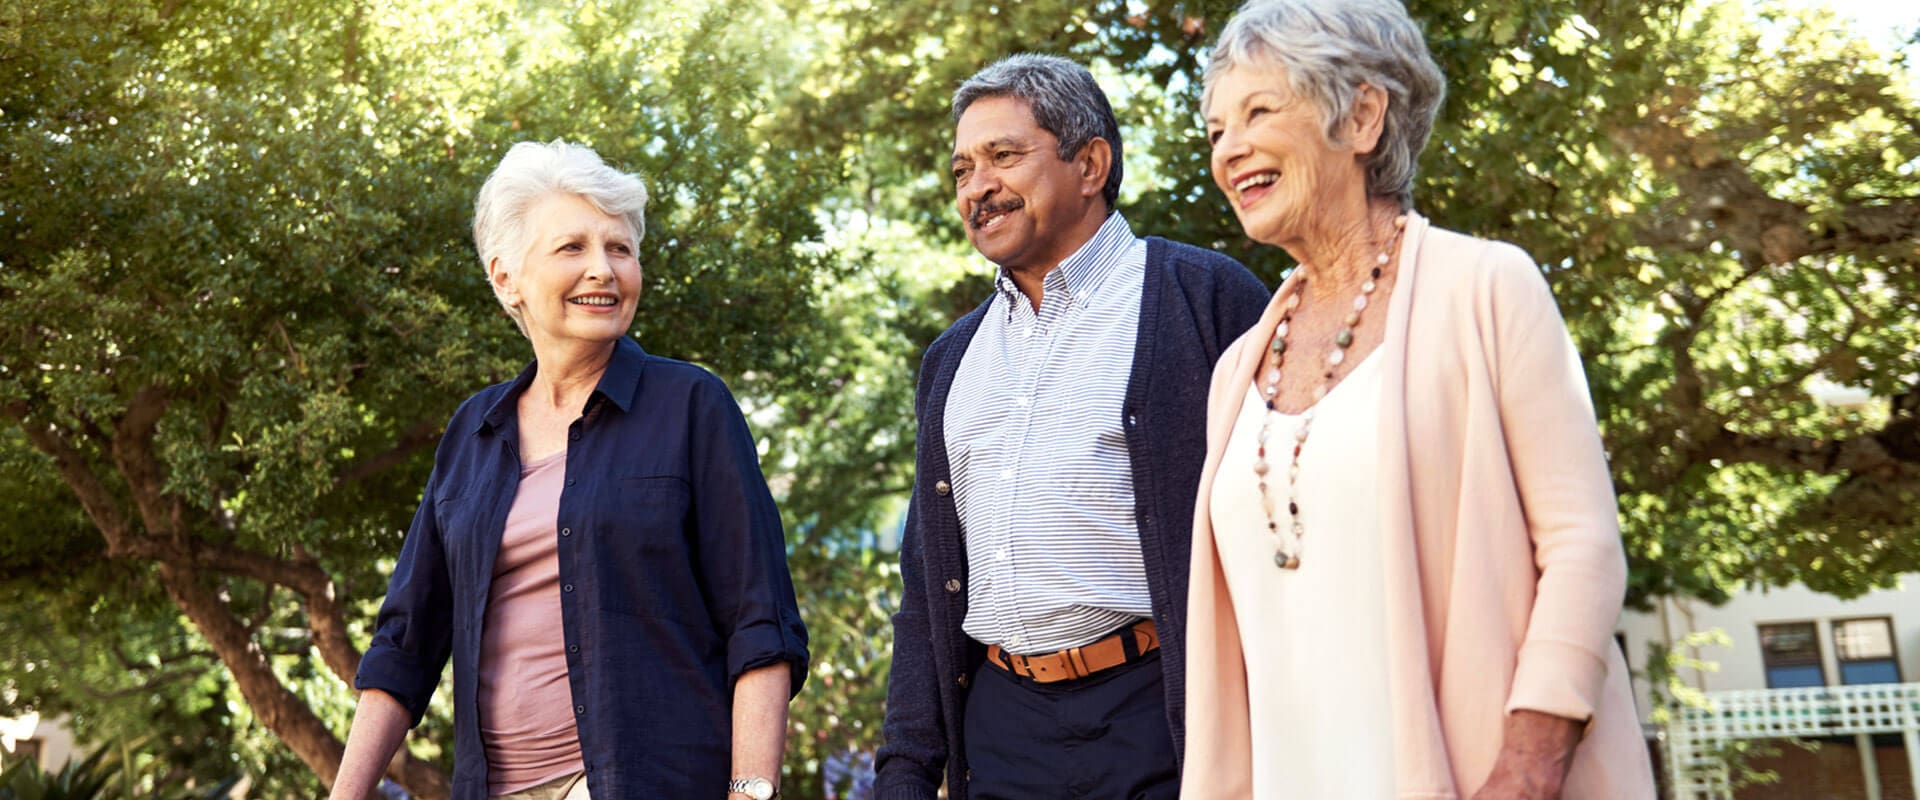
left=969, top=198, right=1024, bottom=229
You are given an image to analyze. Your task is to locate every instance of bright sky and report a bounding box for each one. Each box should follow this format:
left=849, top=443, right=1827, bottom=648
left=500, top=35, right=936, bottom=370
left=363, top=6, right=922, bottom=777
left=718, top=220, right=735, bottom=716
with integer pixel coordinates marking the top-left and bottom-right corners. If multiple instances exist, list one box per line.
left=1794, top=0, right=1918, bottom=51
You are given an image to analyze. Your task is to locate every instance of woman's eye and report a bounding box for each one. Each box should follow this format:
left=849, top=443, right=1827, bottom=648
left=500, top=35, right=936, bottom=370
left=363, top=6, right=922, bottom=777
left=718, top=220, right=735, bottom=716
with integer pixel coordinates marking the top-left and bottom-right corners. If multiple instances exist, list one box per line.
left=1207, top=129, right=1223, bottom=146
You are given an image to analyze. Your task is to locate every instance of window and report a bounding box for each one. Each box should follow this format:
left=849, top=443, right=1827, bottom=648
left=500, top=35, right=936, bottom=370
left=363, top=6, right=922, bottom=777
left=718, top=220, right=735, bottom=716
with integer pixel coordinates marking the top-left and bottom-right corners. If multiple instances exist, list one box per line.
left=1759, top=622, right=1826, bottom=688
left=1834, top=617, right=1901, bottom=685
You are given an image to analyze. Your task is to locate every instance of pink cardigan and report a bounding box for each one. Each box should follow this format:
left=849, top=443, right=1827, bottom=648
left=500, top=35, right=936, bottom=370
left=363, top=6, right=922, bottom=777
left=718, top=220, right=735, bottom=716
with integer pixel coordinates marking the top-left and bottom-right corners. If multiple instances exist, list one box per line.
left=1181, top=215, right=1655, bottom=798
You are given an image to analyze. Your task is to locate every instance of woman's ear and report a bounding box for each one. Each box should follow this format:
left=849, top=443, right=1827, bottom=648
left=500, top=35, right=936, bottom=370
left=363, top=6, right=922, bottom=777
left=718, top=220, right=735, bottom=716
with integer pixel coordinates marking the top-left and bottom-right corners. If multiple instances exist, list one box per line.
left=1345, top=83, right=1390, bottom=155
left=489, top=257, right=520, bottom=308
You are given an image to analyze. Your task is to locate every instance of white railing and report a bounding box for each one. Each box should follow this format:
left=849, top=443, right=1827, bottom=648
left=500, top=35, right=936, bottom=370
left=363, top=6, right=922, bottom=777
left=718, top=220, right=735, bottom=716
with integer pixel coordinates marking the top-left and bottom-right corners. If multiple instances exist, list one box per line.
left=1666, top=682, right=1920, bottom=800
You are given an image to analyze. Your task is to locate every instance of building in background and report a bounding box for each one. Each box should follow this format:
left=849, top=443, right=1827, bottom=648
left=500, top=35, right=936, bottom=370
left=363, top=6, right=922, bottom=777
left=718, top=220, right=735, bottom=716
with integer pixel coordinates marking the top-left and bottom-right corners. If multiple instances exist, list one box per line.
left=1619, top=577, right=1920, bottom=800
left=0, top=712, right=79, bottom=774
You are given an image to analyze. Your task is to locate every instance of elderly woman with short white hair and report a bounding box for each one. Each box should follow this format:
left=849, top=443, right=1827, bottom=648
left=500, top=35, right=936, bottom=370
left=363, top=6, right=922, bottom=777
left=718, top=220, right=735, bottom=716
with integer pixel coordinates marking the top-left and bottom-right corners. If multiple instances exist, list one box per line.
left=1183, top=1, right=1654, bottom=797
left=329, top=140, right=807, bottom=800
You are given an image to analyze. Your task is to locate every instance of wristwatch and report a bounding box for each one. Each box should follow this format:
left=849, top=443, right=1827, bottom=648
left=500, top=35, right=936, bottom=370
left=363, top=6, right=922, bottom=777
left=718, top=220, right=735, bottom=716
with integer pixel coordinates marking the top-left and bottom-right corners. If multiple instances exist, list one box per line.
left=727, top=777, right=778, bottom=799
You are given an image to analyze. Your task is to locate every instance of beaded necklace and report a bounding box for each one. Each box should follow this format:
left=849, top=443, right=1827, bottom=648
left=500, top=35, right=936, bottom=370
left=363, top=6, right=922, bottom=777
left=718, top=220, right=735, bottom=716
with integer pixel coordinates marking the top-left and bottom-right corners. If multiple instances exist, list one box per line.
left=1252, top=214, right=1407, bottom=570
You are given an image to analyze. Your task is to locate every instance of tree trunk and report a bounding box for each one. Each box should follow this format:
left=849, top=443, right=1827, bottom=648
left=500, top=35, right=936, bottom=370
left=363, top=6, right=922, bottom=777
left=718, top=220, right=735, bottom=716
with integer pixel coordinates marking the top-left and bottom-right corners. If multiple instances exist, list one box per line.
left=157, top=562, right=350, bottom=786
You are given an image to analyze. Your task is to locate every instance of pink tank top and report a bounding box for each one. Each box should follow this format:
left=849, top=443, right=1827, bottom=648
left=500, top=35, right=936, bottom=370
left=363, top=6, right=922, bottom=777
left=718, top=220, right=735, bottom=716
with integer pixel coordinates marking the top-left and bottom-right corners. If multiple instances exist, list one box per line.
left=478, top=450, right=584, bottom=795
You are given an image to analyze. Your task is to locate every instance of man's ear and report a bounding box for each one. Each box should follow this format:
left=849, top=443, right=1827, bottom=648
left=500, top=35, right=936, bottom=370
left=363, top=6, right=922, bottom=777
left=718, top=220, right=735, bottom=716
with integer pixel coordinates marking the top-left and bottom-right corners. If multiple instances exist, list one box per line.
left=1345, top=83, right=1390, bottom=155
left=1076, top=137, right=1114, bottom=200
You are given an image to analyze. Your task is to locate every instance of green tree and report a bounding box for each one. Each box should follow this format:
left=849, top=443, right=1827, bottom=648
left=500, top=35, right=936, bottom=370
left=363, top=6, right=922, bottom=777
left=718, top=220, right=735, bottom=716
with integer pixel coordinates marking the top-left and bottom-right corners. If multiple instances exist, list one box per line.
left=0, top=0, right=878, bottom=796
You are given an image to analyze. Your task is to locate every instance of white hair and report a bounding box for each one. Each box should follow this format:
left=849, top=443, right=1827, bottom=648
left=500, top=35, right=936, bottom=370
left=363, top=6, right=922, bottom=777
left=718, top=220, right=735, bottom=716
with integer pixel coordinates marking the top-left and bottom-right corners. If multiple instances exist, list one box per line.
left=471, top=140, right=649, bottom=336
left=1203, top=0, right=1446, bottom=208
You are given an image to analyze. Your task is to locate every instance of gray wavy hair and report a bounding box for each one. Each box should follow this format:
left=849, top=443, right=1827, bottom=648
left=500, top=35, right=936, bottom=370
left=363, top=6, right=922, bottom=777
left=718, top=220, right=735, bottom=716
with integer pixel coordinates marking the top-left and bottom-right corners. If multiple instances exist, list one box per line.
left=471, top=140, right=649, bottom=337
left=1203, top=0, right=1446, bottom=208
left=953, top=54, right=1125, bottom=209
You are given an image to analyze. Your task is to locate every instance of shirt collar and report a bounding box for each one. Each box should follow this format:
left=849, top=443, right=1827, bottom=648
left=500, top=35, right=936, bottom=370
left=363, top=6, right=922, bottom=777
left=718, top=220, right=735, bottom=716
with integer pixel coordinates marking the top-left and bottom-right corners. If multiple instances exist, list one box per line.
left=992, top=211, right=1137, bottom=306
left=478, top=336, right=649, bottom=435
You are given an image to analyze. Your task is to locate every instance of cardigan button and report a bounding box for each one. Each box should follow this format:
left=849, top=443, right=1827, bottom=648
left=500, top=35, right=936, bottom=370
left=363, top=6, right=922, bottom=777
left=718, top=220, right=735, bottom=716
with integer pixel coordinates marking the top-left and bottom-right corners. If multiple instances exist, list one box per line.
left=945, top=578, right=961, bottom=593
left=935, top=480, right=951, bottom=496
left=956, top=674, right=969, bottom=689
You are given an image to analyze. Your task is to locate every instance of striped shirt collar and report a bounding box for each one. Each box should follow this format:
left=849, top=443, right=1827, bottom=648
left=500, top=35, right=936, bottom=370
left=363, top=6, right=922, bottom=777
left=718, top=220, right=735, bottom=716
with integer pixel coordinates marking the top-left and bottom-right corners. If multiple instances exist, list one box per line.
left=992, top=211, right=1138, bottom=307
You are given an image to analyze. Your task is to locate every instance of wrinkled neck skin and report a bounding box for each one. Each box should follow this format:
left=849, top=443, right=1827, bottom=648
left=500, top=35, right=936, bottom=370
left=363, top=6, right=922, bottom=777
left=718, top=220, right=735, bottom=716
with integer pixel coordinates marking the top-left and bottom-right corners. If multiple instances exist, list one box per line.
left=525, top=336, right=617, bottom=415
left=1285, top=194, right=1404, bottom=304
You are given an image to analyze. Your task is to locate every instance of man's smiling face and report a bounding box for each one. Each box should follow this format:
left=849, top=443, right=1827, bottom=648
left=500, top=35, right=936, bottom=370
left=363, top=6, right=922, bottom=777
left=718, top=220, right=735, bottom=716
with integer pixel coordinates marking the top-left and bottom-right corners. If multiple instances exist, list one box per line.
left=951, top=95, right=1101, bottom=273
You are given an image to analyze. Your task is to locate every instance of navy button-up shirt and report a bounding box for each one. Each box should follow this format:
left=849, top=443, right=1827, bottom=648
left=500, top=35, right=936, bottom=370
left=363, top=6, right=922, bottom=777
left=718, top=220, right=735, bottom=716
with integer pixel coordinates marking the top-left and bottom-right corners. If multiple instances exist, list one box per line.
left=356, top=336, right=809, bottom=800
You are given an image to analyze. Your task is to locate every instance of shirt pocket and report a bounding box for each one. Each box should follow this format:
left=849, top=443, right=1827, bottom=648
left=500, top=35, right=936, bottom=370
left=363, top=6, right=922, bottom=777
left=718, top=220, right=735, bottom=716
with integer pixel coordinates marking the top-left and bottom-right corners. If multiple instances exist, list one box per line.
left=596, top=475, right=699, bottom=620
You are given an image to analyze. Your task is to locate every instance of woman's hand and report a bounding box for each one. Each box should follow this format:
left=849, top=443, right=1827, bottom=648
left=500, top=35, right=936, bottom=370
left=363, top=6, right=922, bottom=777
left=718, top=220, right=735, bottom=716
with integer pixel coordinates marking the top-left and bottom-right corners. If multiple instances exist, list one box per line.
left=1469, top=709, right=1583, bottom=800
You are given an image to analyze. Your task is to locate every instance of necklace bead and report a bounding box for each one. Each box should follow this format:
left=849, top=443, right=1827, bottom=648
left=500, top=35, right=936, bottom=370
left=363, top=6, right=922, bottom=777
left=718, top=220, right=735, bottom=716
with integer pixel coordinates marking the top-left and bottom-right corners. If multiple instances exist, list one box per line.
left=1252, top=213, right=1407, bottom=570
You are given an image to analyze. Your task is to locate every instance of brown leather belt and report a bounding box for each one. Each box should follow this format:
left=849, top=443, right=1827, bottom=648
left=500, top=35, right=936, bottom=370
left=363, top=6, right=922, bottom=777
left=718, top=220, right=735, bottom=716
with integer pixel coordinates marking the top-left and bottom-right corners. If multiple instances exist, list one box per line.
left=986, top=620, right=1158, bottom=684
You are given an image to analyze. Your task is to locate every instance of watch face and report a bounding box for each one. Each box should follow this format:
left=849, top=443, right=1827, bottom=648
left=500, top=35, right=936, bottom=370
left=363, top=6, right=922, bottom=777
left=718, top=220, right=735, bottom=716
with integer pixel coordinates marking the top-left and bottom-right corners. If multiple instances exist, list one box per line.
left=748, top=778, right=775, bottom=800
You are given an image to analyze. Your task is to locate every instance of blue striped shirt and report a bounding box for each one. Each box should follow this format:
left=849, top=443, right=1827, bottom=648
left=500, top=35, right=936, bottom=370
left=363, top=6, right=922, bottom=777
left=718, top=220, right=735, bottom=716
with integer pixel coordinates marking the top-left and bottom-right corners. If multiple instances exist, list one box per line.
left=946, top=212, right=1150, bottom=655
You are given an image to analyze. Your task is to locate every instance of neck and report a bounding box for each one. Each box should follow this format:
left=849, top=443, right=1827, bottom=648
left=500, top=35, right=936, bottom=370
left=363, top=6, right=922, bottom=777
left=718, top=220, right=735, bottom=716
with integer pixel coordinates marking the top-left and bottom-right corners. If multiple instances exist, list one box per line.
left=527, top=338, right=617, bottom=413
left=1288, top=199, right=1404, bottom=302
left=1002, top=206, right=1110, bottom=311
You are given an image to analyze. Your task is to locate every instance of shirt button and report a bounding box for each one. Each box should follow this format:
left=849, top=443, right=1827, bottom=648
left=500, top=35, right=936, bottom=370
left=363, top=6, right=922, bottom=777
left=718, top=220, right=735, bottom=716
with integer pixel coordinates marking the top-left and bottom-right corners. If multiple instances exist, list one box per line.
left=999, top=469, right=1012, bottom=480
left=945, top=578, right=961, bottom=593
left=995, top=548, right=1008, bottom=561
left=574, top=704, right=585, bottom=715
left=568, top=644, right=579, bottom=653
left=560, top=527, right=572, bottom=537
left=1014, top=397, right=1030, bottom=408
left=563, top=584, right=574, bottom=593
left=1126, top=413, right=1138, bottom=427
left=935, top=480, right=951, bottom=496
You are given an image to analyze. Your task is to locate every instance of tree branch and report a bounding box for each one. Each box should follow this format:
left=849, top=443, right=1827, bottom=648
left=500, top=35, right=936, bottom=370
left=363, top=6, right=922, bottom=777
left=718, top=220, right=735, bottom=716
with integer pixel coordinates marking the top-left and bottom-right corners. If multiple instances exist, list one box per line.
left=5, top=401, right=134, bottom=548
left=108, top=384, right=174, bottom=538
left=334, top=420, right=442, bottom=488
left=1701, top=426, right=1920, bottom=481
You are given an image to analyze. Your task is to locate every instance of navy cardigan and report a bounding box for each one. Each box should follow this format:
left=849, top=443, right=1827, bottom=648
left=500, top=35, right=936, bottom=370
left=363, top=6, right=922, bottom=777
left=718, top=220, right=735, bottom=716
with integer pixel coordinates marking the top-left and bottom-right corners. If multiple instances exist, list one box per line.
left=875, top=237, right=1269, bottom=799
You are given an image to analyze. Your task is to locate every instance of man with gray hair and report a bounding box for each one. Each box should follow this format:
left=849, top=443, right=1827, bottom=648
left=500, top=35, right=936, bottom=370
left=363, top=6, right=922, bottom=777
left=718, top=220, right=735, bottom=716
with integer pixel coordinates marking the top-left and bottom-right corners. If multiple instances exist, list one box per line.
left=876, top=54, right=1268, bottom=799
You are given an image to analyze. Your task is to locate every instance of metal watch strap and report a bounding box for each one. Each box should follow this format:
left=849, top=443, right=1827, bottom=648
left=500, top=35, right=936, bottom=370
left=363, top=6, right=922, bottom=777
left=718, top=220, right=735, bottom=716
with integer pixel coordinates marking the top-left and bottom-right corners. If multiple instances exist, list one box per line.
left=727, top=777, right=777, bottom=799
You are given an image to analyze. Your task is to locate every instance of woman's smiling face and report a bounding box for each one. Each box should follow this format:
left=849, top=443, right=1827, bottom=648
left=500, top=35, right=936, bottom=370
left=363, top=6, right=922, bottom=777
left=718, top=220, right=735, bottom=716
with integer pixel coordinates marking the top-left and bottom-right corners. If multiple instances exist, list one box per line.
left=493, top=192, right=642, bottom=349
left=1205, top=65, right=1362, bottom=250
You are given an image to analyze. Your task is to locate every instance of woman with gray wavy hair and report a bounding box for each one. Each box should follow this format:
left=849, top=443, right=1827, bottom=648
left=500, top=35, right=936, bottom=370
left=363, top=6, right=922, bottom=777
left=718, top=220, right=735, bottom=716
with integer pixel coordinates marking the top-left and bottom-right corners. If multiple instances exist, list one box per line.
left=1182, top=1, right=1654, bottom=797
left=328, top=140, right=808, bottom=800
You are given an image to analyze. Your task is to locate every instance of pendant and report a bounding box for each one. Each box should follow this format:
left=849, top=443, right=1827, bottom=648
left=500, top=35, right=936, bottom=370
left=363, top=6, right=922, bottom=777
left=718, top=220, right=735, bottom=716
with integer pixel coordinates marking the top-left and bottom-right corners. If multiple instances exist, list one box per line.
left=1274, top=550, right=1301, bottom=570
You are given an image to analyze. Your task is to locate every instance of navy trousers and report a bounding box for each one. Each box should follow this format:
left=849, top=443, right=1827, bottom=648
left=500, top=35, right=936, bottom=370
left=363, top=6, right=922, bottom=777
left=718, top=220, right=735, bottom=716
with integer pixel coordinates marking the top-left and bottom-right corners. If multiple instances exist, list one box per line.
left=962, top=648, right=1180, bottom=799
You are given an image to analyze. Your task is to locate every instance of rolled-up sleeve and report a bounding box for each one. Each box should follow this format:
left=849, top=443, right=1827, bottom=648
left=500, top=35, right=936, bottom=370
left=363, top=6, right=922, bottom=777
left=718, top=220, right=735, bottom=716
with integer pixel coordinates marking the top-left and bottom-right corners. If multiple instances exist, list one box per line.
left=689, top=374, right=810, bottom=696
left=354, top=468, right=456, bottom=727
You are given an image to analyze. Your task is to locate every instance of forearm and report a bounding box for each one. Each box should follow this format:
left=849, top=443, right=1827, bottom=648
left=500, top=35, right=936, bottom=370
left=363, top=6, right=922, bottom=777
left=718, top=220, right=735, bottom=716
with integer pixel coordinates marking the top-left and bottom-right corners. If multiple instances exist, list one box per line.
left=730, top=662, right=792, bottom=794
left=329, top=688, right=413, bottom=800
